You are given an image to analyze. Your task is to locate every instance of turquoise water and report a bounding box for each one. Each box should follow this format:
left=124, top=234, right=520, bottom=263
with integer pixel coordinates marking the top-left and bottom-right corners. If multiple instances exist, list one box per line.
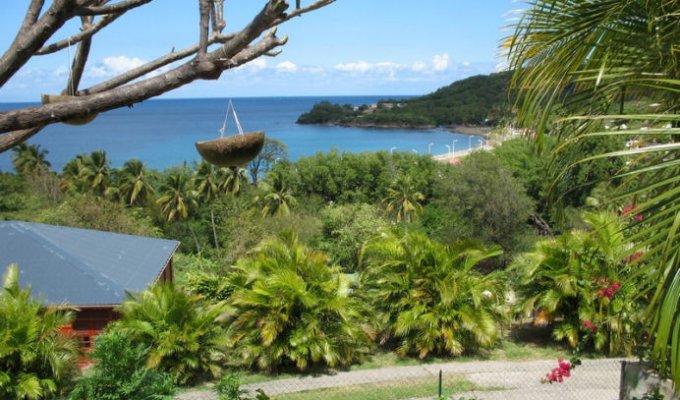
left=0, top=96, right=483, bottom=171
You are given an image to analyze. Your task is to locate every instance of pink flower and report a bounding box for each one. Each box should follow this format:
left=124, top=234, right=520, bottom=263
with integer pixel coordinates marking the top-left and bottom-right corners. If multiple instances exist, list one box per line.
left=626, top=252, right=643, bottom=264
left=582, top=320, right=597, bottom=333
left=543, top=359, right=574, bottom=383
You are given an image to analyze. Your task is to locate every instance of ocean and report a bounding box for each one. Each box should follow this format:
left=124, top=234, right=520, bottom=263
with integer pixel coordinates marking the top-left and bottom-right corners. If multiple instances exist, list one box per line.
left=0, top=96, right=483, bottom=172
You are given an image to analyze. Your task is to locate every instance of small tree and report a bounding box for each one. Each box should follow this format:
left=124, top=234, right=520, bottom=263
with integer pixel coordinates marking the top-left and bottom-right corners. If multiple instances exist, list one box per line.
left=226, top=230, right=372, bottom=371
left=113, top=283, right=230, bottom=385
left=360, top=231, right=505, bottom=358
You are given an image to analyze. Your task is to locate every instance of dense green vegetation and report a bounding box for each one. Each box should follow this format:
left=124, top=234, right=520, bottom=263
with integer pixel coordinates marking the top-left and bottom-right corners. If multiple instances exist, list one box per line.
left=0, top=264, right=79, bottom=400
left=297, top=72, right=511, bottom=127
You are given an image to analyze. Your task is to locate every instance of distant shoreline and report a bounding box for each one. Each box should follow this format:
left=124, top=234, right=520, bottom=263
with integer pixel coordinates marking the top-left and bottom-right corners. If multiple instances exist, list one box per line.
left=298, top=120, right=493, bottom=138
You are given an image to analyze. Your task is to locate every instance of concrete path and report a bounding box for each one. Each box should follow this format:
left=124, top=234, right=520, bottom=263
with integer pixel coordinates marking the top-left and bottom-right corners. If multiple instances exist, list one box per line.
left=177, top=358, right=625, bottom=400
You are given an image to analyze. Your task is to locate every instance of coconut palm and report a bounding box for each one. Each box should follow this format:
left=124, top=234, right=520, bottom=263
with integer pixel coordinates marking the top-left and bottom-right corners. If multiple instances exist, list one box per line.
left=511, top=211, right=645, bottom=354
left=226, top=230, right=372, bottom=371
left=359, top=231, right=505, bottom=358
left=193, top=161, right=221, bottom=205
left=258, top=170, right=296, bottom=217
left=78, top=151, right=110, bottom=196
left=108, top=159, right=154, bottom=206
left=382, top=175, right=425, bottom=228
left=0, top=264, right=79, bottom=399
left=220, top=166, right=248, bottom=196
left=507, top=0, right=680, bottom=379
left=60, top=154, right=87, bottom=193
left=112, top=283, right=229, bottom=385
left=156, top=170, right=196, bottom=222
left=11, top=143, right=51, bottom=176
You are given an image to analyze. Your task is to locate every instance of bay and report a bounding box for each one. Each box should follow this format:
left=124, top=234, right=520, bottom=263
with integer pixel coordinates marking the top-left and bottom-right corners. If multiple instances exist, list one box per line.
left=0, top=96, right=483, bottom=172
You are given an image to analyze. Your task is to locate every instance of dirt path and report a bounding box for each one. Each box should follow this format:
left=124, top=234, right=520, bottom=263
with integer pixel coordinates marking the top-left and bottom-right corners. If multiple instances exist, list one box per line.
left=177, top=358, right=625, bottom=400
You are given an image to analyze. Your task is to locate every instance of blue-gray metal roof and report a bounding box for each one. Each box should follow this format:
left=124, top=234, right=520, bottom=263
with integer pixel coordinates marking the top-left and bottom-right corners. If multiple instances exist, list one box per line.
left=0, top=221, right=180, bottom=306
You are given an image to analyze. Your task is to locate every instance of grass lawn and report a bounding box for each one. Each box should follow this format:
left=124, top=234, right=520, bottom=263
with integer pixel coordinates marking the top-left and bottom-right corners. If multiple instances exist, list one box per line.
left=272, top=375, right=499, bottom=400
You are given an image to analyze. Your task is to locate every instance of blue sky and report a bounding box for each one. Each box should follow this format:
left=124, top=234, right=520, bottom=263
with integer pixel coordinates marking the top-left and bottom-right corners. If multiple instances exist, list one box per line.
left=0, top=0, right=520, bottom=101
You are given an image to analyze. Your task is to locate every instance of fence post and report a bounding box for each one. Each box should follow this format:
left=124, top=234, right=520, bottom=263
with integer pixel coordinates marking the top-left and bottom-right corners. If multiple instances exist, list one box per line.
left=438, top=369, right=443, bottom=398
left=619, top=360, right=626, bottom=400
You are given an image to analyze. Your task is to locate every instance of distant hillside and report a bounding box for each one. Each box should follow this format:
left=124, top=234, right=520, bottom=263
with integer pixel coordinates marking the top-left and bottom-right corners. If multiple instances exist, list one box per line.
left=297, top=71, right=512, bottom=128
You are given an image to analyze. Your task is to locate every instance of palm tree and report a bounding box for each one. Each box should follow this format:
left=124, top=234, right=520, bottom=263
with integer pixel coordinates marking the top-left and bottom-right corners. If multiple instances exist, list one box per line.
left=511, top=211, right=644, bottom=354
left=109, top=159, right=154, bottom=206
left=112, top=283, right=229, bottom=385
left=79, top=151, right=110, bottom=196
left=11, top=143, right=51, bottom=176
left=220, top=166, right=248, bottom=196
left=507, top=0, right=680, bottom=380
left=0, top=264, right=79, bottom=399
left=193, top=161, right=221, bottom=204
left=359, top=231, right=505, bottom=358
left=60, top=154, right=87, bottom=193
left=157, top=170, right=196, bottom=222
left=226, top=230, right=372, bottom=371
left=382, top=174, right=425, bottom=229
left=258, top=170, right=296, bottom=217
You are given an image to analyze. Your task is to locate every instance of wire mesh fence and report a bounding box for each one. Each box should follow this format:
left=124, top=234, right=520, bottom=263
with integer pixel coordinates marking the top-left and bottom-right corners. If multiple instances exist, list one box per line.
left=178, top=358, right=626, bottom=400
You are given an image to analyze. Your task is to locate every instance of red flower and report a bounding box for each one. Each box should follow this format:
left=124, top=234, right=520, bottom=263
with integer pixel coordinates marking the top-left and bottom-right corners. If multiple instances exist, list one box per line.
left=543, top=359, right=574, bottom=383
left=582, top=320, right=597, bottom=333
left=622, top=204, right=644, bottom=221
left=626, top=252, right=643, bottom=264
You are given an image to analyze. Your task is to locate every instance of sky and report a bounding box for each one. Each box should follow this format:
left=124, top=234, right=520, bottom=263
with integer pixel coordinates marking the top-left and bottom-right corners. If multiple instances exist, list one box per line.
left=0, top=0, right=520, bottom=101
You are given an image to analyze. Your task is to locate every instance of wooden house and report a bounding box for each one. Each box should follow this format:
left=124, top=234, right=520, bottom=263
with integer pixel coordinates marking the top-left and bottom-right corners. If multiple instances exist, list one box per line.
left=0, top=220, right=179, bottom=350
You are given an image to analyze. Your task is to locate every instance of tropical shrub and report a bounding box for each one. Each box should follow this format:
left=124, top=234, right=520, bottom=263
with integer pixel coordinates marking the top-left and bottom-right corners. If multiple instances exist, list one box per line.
left=359, top=231, right=505, bottom=358
left=0, top=264, right=79, bottom=400
left=69, top=331, right=175, bottom=400
left=225, top=230, right=372, bottom=371
left=511, top=212, right=647, bottom=354
left=431, top=151, right=534, bottom=257
left=112, top=283, right=229, bottom=385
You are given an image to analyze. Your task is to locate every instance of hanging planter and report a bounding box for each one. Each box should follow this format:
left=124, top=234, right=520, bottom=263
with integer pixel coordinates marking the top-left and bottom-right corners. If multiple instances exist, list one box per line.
left=195, top=131, right=265, bottom=167
left=41, top=94, right=98, bottom=125
left=195, top=99, right=265, bottom=167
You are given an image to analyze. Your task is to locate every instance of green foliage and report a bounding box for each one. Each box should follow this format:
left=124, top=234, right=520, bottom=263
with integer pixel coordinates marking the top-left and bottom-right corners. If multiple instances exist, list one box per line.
left=0, top=264, right=79, bottom=400
left=278, top=150, right=438, bottom=204
left=11, top=144, right=51, bottom=176
left=510, top=212, right=646, bottom=354
left=296, top=101, right=359, bottom=124
left=298, top=72, right=511, bottom=127
left=248, top=138, right=288, bottom=185
left=214, top=373, right=270, bottom=400
left=112, top=283, right=229, bottom=385
left=226, top=231, right=372, bottom=371
left=35, top=194, right=160, bottom=237
left=156, top=168, right=197, bottom=222
left=256, top=170, right=297, bottom=217
left=0, top=173, right=26, bottom=212
left=359, top=232, right=506, bottom=358
left=507, top=0, right=680, bottom=382
left=314, top=203, right=389, bottom=272
left=69, top=331, right=175, bottom=400
left=108, top=159, right=155, bottom=207
left=431, top=151, right=534, bottom=256
left=382, top=175, right=425, bottom=225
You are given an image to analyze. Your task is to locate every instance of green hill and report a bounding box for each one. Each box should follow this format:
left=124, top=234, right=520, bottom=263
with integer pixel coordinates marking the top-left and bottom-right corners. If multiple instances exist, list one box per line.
left=297, top=71, right=512, bottom=128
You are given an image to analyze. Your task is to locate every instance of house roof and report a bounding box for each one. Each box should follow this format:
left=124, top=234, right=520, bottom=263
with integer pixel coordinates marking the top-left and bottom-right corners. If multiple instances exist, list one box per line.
left=0, top=221, right=180, bottom=306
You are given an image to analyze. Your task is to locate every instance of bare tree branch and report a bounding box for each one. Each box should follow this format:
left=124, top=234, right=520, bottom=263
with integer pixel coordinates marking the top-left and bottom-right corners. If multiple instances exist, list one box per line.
left=0, top=0, right=78, bottom=87
left=35, top=11, right=122, bottom=55
left=0, top=127, right=45, bottom=153
left=0, top=0, right=335, bottom=151
left=19, top=0, right=46, bottom=34
left=198, top=0, right=211, bottom=57
left=75, top=0, right=151, bottom=16
left=79, top=32, right=235, bottom=95
left=0, top=25, right=287, bottom=133
left=65, top=17, right=94, bottom=94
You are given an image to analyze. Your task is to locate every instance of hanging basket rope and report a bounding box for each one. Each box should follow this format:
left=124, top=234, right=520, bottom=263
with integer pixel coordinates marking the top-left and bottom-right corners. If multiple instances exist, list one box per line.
left=195, top=99, right=265, bottom=167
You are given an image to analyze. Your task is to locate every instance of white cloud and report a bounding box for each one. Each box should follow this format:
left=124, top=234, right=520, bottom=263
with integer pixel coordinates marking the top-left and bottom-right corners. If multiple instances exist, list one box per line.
left=462, top=61, right=471, bottom=67
left=334, top=61, right=372, bottom=73
left=432, top=53, right=449, bottom=71
left=276, top=61, right=298, bottom=73
left=412, top=61, right=428, bottom=72
left=243, top=58, right=268, bottom=71
left=102, top=56, right=146, bottom=74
